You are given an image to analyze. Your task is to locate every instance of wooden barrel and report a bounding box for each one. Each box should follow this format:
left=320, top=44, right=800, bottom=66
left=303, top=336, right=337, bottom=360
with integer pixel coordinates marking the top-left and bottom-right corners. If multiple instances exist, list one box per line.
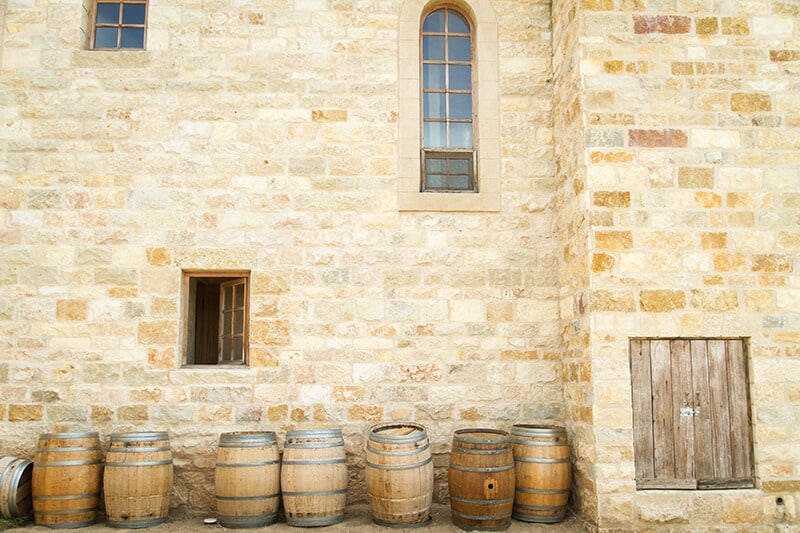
left=103, top=432, right=173, bottom=529
left=448, top=428, right=515, bottom=532
left=280, top=429, right=347, bottom=527
left=32, top=432, right=103, bottom=528
left=365, top=422, right=433, bottom=528
left=511, top=424, right=571, bottom=523
left=215, top=431, right=281, bottom=528
left=0, top=456, right=33, bottom=519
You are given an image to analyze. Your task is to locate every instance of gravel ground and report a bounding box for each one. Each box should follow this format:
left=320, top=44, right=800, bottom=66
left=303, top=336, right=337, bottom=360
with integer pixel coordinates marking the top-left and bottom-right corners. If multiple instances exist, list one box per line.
left=18, top=505, right=587, bottom=532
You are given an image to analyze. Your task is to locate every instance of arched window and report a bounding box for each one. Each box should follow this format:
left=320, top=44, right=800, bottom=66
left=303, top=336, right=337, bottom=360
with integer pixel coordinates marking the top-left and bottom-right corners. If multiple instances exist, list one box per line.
left=421, top=7, right=475, bottom=192
left=398, top=0, right=500, bottom=212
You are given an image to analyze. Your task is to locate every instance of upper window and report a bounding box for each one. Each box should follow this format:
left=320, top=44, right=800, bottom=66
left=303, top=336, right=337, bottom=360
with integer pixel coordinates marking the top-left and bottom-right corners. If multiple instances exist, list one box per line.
left=398, top=0, right=500, bottom=212
left=91, top=1, right=148, bottom=50
left=183, top=272, right=250, bottom=366
left=421, top=8, right=476, bottom=193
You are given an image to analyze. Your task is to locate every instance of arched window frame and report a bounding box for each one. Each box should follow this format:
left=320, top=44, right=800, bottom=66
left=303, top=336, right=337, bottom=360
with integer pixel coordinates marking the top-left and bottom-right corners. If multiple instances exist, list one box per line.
left=399, top=0, right=500, bottom=212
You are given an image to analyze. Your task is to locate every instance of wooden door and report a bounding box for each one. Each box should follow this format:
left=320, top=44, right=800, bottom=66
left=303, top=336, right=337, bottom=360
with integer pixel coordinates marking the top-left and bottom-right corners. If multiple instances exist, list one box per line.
left=631, top=338, right=754, bottom=489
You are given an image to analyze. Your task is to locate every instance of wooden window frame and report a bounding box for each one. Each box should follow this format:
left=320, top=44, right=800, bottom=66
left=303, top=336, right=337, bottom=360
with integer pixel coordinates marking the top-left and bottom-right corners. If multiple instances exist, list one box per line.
left=420, top=6, right=476, bottom=193
left=90, top=0, right=148, bottom=50
left=182, top=271, right=250, bottom=367
left=630, top=338, right=754, bottom=490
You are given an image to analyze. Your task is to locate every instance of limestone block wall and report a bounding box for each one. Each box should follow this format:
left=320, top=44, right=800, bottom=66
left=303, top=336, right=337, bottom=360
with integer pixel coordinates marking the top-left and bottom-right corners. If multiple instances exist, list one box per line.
left=579, top=0, right=800, bottom=529
left=0, top=0, right=558, bottom=515
left=551, top=0, right=597, bottom=524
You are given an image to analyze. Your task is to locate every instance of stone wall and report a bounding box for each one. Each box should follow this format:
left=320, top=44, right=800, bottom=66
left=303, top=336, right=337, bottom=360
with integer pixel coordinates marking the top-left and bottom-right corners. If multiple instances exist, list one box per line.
left=579, top=0, right=800, bottom=529
left=0, top=0, right=559, bottom=516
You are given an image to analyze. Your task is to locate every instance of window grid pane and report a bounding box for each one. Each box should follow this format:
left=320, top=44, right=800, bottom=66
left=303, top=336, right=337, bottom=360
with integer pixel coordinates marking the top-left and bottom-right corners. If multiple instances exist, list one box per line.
left=93, top=1, right=147, bottom=50
left=421, top=7, right=473, bottom=152
left=421, top=150, right=476, bottom=193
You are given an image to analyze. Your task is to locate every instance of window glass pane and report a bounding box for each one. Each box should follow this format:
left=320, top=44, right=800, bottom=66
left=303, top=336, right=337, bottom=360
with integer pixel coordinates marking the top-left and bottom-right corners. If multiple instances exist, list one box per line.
left=221, top=337, right=231, bottom=361
left=450, top=93, right=472, bottom=120
left=423, top=64, right=445, bottom=90
left=450, top=158, right=470, bottom=173
left=122, top=3, right=146, bottom=24
left=448, top=11, right=470, bottom=33
left=223, top=286, right=232, bottom=309
left=425, top=157, right=447, bottom=172
left=234, top=284, right=244, bottom=307
left=449, top=36, right=471, bottom=62
left=423, top=93, right=446, bottom=119
left=422, top=35, right=445, bottom=61
left=234, top=337, right=243, bottom=361
left=422, top=10, right=445, bottom=32
left=426, top=175, right=447, bottom=189
left=96, top=3, right=120, bottom=24
left=234, top=310, right=244, bottom=335
left=94, top=27, right=118, bottom=48
left=450, top=175, right=471, bottom=190
left=423, top=122, right=446, bottom=148
left=222, top=311, right=232, bottom=334
left=450, top=122, right=473, bottom=148
left=449, top=65, right=471, bottom=91
left=120, top=27, right=144, bottom=48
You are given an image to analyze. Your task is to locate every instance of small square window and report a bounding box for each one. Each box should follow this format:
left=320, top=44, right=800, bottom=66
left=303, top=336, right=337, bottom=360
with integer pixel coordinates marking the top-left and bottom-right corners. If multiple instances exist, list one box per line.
left=183, top=272, right=250, bottom=366
left=92, top=1, right=148, bottom=50
left=422, top=150, right=476, bottom=193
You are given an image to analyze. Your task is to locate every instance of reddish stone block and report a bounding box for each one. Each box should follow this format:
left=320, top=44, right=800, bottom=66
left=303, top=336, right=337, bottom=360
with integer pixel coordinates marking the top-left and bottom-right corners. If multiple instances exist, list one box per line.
left=633, top=15, right=691, bottom=34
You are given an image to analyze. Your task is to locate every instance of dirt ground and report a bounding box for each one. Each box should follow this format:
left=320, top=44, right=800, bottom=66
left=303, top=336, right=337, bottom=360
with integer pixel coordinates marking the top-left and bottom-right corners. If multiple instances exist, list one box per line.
left=19, top=505, right=587, bottom=532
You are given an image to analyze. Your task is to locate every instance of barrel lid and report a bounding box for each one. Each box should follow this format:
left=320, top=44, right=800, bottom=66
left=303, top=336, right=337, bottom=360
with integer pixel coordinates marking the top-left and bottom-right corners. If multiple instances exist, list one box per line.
left=219, top=431, right=277, bottom=445
left=369, top=422, right=427, bottom=444
left=511, top=424, right=567, bottom=439
left=453, top=428, right=509, bottom=444
left=285, top=428, right=342, bottom=440
left=109, top=431, right=169, bottom=442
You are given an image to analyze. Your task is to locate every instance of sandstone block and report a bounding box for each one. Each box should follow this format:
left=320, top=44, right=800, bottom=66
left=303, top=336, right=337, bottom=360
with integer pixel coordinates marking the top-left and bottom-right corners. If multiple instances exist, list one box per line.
left=640, top=290, right=686, bottom=312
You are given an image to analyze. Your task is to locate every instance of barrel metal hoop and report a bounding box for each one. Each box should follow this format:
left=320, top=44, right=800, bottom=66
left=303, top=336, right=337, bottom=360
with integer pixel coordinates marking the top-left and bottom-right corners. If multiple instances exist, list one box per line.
left=35, top=459, right=103, bottom=467
left=34, top=519, right=96, bottom=529
left=0, top=457, right=31, bottom=516
left=366, top=441, right=430, bottom=456
left=216, top=493, right=280, bottom=501
left=38, top=432, right=99, bottom=440
left=105, top=460, right=173, bottom=467
left=513, top=503, right=568, bottom=512
left=450, top=496, right=514, bottom=506
left=36, top=446, right=102, bottom=453
left=215, top=460, right=280, bottom=467
left=33, top=493, right=100, bottom=501
left=452, top=447, right=511, bottom=456
left=283, top=441, right=343, bottom=449
left=372, top=517, right=432, bottom=529
left=511, top=439, right=568, bottom=447
left=451, top=510, right=513, bottom=521
left=449, top=463, right=514, bottom=473
left=219, top=441, right=276, bottom=448
left=285, top=429, right=342, bottom=440
left=286, top=515, right=345, bottom=527
left=282, top=458, right=345, bottom=465
left=106, top=517, right=167, bottom=528
left=514, top=457, right=570, bottom=464
left=109, top=432, right=169, bottom=442
left=366, top=456, right=432, bottom=471
left=34, top=507, right=97, bottom=515
left=107, top=446, right=171, bottom=453
left=515, top=487, right=569, bottom=495
left=282, top=489, right=347, bottom=497
left=369, top=423, right=428, bottom=445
